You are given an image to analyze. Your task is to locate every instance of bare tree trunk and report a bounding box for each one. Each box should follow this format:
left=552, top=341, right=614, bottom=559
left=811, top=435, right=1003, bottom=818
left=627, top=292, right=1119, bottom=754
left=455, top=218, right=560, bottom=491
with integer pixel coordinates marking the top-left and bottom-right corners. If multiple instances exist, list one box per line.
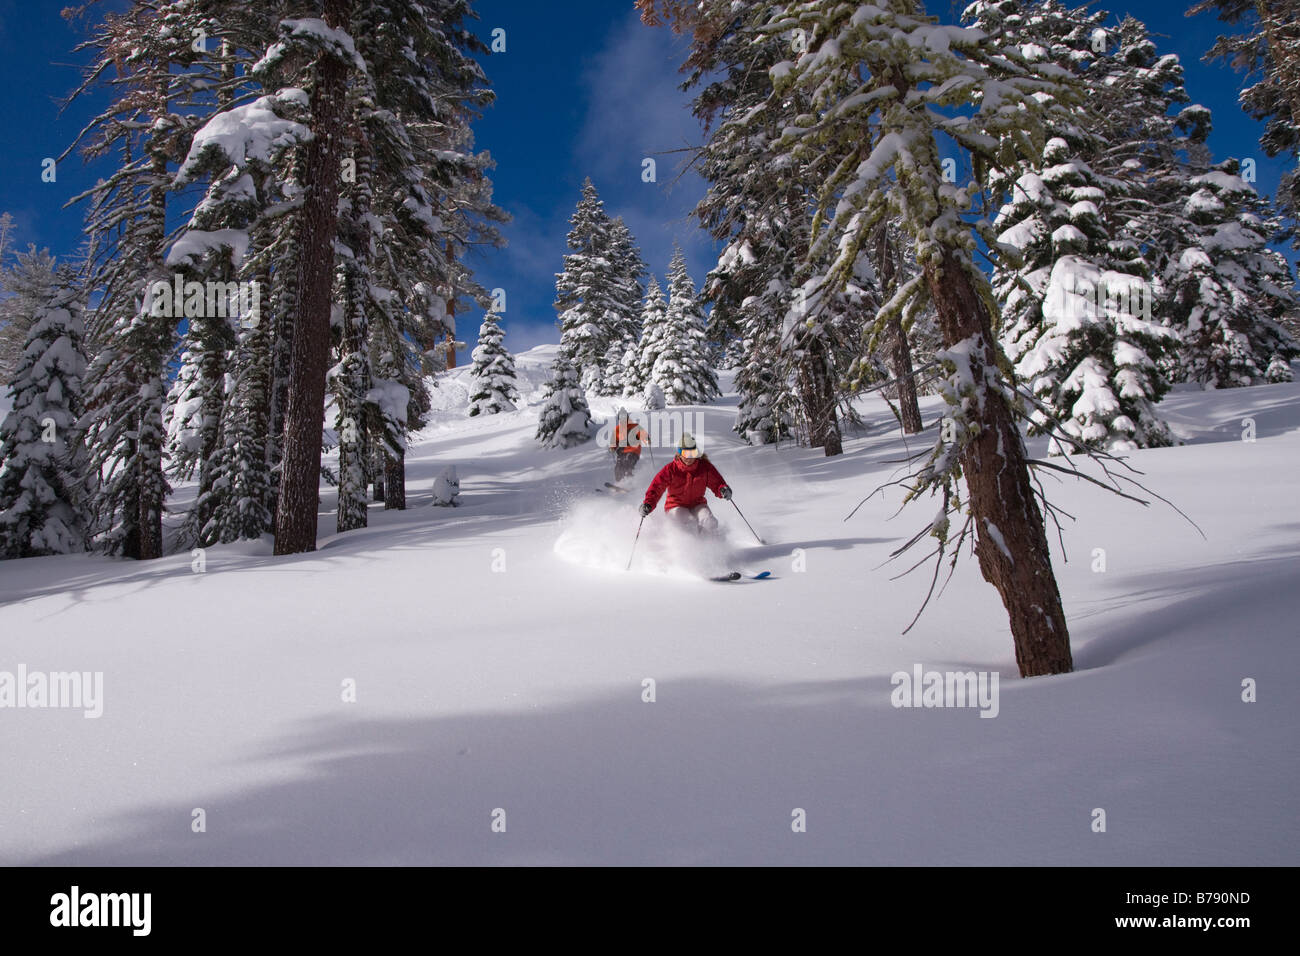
left=121, top=431, right=142, bottom=560
left=384, top=450, right=405, bottom=510
left=875, top=227, right=923, bottom=434
left=267, top=254, right=295, bottom=526
left=924, top=250, right=1072, bottom=677
left=797, top=332, right=843, bottom=456
left=335, top=279, right=369, bottom=535
left=274, top=0, right=353, bottom=555
left=887, top=315, right=924, bottom=434
left=371, top=441, right=386, bottom=501
left=136, top=376, right=166, bottom=561
left=136, top=115, right=170, bottom=561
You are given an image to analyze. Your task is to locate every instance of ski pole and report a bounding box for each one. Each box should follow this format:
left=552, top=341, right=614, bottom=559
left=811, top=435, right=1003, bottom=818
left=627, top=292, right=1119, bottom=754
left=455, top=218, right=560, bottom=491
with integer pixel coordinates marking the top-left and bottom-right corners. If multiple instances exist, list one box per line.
left=626, top=514, right=646, bottom=571
left=730, top=498, right=765, bottom=545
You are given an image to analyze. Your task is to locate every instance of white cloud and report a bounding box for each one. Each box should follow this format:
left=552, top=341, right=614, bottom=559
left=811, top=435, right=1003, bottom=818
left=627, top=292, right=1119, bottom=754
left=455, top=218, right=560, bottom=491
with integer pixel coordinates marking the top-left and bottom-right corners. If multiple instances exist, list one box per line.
left=574, top=12, right=717, bottom=288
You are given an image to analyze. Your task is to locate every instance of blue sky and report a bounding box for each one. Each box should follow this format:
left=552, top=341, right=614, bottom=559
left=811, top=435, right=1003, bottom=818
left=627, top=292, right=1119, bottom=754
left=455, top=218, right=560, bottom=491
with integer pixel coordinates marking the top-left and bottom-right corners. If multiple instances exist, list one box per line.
left=0, top=0, right=1295, bottom=355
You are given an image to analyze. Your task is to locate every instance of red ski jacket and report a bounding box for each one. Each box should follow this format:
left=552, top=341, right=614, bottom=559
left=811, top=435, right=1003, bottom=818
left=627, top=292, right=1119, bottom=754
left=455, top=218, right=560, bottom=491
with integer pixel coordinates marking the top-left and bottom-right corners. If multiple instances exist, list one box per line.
left=643, top=456, right=727, bottom=512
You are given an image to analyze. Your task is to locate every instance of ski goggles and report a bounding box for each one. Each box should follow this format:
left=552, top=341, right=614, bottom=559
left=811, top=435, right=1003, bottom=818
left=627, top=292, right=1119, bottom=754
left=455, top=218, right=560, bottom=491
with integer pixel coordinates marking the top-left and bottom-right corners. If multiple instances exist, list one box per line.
left=677, top=447, right=702, bottom=460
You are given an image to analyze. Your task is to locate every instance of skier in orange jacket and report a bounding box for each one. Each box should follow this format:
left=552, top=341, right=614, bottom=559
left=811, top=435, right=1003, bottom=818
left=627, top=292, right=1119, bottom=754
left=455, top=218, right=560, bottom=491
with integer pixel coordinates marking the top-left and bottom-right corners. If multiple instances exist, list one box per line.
left=609, top=408, right=648, bottom=485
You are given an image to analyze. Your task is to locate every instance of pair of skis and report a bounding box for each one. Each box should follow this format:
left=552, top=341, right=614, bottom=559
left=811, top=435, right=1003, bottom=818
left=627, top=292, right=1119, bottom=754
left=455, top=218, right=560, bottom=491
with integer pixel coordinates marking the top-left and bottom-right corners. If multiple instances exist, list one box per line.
left=709, top=570, right=772, bottom=583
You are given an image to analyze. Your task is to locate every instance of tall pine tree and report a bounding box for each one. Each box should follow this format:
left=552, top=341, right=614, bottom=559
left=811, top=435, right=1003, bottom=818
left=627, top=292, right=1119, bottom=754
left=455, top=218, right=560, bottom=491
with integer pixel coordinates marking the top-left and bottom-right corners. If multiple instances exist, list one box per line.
left=468, top=310, right=519, bottom=415
left=1163, top=160, right=1299, bottom=386
left=535, top=353, right=594, bottom=448
left=646, top=246, right=719, bottom=405
left=0, top=267, right=88, bottom=559
left=554, top=180, right=642, bottom=396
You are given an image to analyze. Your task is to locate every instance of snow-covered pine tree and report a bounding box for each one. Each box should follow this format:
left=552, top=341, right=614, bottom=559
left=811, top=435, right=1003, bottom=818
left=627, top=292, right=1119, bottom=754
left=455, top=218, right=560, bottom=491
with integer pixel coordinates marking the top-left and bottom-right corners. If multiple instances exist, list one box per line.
left=733, top=306, right=794, bottom=444
left=683, top=0, right=846, bottom=452
left=643, top=381, right=666, bottom=411
left=994, top=136, right=1176, bottom=451
left=1191, top=0, right=1300, bottom=235
left=554, top=179, right=624, bottom=395
left=0, top=266, right=88, bottom=559
left=66, top=3, right=204, bottom=559
left=647, top=246, right=719, bottom=404
left=704, top=227, right=796, bottom=445
left=636, top=274, right=669, bottom=396
left=204, top=294, right=277, bottom=543
left=0, top=246, right=59, bottom=383
left=974, top=2, right=1294, bottom=392
left=535, top=353, right=594, bottom=448
left=1163, top=159, right=1299, bottom=386
left=1087, top=15, right=1217, bottom=337
left=163, top=348, right=207, bottom=482
left=602, top=216, right=648, bottom=397
left=468, top=310, right=519, bottom=415
left=616, top=338, right=645, bottom=399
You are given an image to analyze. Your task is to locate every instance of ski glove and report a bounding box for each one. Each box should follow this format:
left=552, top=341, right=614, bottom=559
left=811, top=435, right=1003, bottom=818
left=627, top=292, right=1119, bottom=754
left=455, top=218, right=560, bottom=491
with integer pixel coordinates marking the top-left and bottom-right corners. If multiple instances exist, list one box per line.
left=719, top=485, right=732, bottom=500
left=639, top=502, right=653, bottom=517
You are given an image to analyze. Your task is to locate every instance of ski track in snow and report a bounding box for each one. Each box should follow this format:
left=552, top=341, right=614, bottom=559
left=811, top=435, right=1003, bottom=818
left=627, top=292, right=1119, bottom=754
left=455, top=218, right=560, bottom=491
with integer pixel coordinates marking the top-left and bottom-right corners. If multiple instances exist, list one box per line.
left=1, top=349, right=1298, bottom=865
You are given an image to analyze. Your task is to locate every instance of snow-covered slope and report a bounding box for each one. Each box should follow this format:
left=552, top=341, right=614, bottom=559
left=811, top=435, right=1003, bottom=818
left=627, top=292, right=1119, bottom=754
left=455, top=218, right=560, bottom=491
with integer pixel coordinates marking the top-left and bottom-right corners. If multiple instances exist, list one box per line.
left=1, top=363, right=1297, bottom=865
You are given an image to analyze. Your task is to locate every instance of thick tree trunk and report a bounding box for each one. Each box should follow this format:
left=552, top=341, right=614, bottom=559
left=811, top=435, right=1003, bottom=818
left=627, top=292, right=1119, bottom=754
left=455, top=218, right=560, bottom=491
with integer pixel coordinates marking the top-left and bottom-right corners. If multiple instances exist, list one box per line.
left=267, top=257, right=295, bottom=526
left=336, top=143, right=373, bottom=535
left=193, top=294, right=231, bottom=544
left=384, top=450, right=406, bottom=510
left=797, top=332, right=842, bottom=456
left=335, top=404, right=368, bottom=532
left=335, top=290, right=369, bottom=534
left=923, top=250, right=1072, bottom=677
left=274, top=0, right=352, bottom=555
left=250, top=263, right=276, bottom=533
left=875, top=226, right=923, bottom=434
left=121, top=431, right=142, bottom=560
left=371, top=441, right=386, bottom=502
left=137, top=375, right=166, bottom=560
left=887, top=315, right=924, bottom=434
left=135, top=126, right=170, bottom=562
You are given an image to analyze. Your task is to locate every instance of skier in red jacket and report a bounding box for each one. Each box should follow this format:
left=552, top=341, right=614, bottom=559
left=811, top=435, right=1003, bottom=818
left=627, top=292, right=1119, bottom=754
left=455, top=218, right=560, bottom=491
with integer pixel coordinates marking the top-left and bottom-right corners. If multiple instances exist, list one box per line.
left=639, top=432, right=732, bottom=535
